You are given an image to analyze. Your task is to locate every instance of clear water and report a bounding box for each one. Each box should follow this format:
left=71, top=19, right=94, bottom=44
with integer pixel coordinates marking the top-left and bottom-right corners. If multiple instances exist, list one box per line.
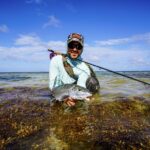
left=0, top=71, right=150, bottom=149
left=0, top=71, right=149, bottom=100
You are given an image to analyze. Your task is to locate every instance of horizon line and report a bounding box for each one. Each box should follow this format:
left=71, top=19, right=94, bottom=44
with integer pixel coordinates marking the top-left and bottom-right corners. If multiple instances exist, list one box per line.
left=0, top=70, right=150, bottom=73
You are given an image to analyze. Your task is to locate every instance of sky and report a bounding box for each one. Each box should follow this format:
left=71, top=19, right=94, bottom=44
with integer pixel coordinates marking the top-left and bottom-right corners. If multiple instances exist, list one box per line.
left=0, top=0, right=150, bottom=72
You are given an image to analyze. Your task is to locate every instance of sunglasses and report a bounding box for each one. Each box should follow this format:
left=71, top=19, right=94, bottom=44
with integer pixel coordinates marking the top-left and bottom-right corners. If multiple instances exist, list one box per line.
left=68, top=44, right=83, bottom=50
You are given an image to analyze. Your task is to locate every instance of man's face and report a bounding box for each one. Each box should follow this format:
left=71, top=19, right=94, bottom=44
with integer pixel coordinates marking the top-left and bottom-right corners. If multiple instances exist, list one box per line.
left=68, top=42, right=83, bottom=59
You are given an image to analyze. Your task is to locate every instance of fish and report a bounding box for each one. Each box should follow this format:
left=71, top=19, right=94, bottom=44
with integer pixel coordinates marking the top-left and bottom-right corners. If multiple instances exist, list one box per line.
left=51, top=84, right=92, bottom=101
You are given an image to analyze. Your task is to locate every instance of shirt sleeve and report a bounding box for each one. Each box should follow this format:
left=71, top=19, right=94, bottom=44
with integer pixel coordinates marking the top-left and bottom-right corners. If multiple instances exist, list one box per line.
left=49, top=56, right=59, bottom=90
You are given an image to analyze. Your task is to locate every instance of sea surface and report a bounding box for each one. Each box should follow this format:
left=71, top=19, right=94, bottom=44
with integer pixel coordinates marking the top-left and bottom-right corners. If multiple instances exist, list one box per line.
left=0, top=71, right=150, bottom=100
left=0, top=71, right=150, bottom=149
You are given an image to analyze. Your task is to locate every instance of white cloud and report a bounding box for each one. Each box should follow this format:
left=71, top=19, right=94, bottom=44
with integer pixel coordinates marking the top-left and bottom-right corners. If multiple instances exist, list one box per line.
left=0, top=33, right=149, bottom=71
left=95, top=32, right=150, bottom=46
left=43, top=15, right=61, bottom=28
left=95, top=38, right=130, bottom=46
left=15, top=34, right=43, bottom=46
left=0, top=34, right=66, bottom=63
left=47, top=41, right=66, bottom=50
left=0, top=24, right=9, bottom=33
left=82, top=45, right=150, bottom=71
left=132, top=56, right=150, bottom=66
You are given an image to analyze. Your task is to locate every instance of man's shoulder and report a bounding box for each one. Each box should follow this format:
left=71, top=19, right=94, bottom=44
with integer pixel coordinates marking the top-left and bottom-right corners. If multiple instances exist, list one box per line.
left=51, top=55, right=62, bottom=62
left=79, top=61, right=89, bottom=67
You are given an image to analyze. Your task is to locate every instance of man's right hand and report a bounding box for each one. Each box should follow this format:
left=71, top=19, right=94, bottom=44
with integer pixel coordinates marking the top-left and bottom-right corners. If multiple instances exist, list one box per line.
left=64, top=97, right=76, bottom=106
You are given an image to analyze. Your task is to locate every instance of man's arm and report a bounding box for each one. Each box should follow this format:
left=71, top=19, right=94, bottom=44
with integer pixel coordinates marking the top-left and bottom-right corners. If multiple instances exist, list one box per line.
left=49, top=56, right=59, bottom=90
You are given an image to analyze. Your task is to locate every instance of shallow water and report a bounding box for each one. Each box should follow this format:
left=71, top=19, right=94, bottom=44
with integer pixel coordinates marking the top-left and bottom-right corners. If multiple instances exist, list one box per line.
left=0, top=71, right=150, bottom=149
left=0, top=71, right=150, bottom=99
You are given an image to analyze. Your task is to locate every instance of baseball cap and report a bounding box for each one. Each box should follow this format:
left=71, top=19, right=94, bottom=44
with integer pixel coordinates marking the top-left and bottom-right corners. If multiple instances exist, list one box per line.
left=67, top=33, right=84, bottom=47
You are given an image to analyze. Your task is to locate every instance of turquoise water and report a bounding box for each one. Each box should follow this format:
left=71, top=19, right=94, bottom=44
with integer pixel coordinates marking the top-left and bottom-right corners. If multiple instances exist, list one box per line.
left=0, top=71, right=149, bottom=100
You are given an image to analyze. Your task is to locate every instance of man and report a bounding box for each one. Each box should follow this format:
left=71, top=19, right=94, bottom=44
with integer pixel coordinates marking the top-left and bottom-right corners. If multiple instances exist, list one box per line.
left=49, top=33, right=99, bottom=106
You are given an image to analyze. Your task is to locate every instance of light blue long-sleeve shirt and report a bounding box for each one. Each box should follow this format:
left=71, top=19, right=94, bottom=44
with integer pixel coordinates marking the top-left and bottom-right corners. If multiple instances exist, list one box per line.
left=49, top=55, right=91, bottom=90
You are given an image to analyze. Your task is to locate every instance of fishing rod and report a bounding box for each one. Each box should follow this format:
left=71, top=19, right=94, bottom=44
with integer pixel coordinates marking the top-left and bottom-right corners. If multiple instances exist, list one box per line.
left=48, top=49, right=150, bottom=86
left=77, top=59, right=150, bottom=86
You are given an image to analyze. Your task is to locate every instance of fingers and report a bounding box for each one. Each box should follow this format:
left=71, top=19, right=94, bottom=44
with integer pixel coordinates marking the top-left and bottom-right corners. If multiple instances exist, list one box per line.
left=67, top=100, right=76, bottom=106
left=64, top=97, right=76, bottom=106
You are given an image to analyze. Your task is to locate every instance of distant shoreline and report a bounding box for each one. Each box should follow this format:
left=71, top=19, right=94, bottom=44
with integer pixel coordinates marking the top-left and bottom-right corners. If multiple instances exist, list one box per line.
left=0, top=70, right=150, bottom=73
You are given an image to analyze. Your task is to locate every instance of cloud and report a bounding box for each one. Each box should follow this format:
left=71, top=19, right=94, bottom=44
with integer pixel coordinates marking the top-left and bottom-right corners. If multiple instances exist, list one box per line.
left=82, top=45, right=150, bottom=71
left=14, top=34, right=43, bottom=46
left=0, top=34, right=66, bottom=63
left=0, top=33, right=149, bottom=71
left=0, top=24, right=9, bottom=33
left=43, top=15, right=61, bottom=28
left=47, top=41, right=65, bottom=50
left=95, top=32, right=150, bottom=46
left=132, top=56, right=150, bottom=66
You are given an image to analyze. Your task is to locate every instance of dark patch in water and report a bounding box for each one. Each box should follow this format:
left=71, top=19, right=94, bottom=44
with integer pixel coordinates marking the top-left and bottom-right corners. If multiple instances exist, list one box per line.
left=0, top=87, right=51, bottom=102
left=123, top=72, right=150, bottom=78
left=0, top=76, right=31, bottom=81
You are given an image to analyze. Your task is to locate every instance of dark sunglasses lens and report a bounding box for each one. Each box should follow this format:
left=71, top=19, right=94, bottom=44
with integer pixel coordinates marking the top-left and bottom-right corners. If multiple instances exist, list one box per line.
left=68, top=44, right=82, bottom=50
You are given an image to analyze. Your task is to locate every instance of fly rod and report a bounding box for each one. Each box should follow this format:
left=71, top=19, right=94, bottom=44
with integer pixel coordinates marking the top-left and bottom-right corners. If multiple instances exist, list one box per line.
left=48, top=49, right=150, bottom=86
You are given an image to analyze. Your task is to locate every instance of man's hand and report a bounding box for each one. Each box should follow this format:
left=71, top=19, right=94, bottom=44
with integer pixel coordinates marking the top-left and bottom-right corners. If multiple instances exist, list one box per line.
left=64, top=97, right=76, bottom=106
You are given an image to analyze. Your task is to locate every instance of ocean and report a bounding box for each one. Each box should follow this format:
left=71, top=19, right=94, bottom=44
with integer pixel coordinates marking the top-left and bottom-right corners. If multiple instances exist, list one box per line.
left=0, top=71, right=150, bottom=100
left=0, top=71, right=150, bottom=149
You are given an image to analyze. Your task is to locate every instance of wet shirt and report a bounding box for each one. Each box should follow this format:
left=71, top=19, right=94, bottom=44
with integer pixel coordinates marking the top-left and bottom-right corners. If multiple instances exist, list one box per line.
left=49, top=55, right=91, bottom=90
